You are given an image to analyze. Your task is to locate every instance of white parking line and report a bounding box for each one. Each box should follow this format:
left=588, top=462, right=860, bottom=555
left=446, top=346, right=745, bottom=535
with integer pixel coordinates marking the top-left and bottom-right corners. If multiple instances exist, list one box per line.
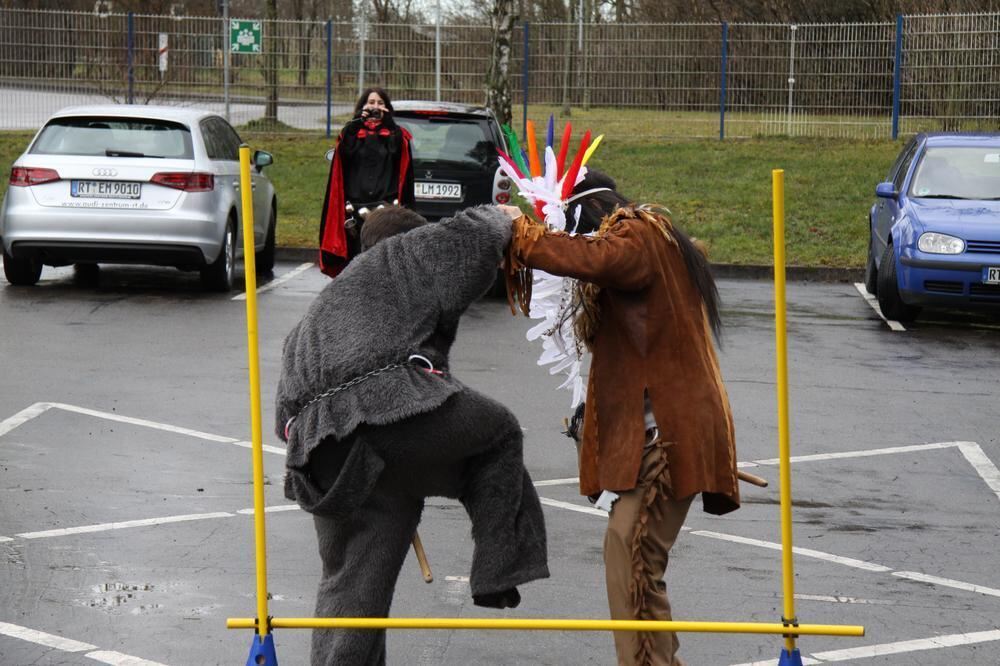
left=0, top=402, right=51, bottom=438
left=731, top=627, right=1000, bottom=665
left=86, top=651, right=169, bottom=666
left=752, top=441, right=968, bottom=466
left=16, top=512, right=234, bottom=540
left=533, top=477, right=580, bottom=487
left=0, top=620, right=96, bottom=651
left=795, top=593, right=894, bottom=605
left=232, top=262, right=314, bottom=301
left=892, top=571, right=1000, bottom=598
left=957, top=442, right=1000, bottom=501
left=853, top=282, right=906, bottom=331
left=47, top=402, right=240, bottom=444
left=690, top=530, right=892, bottom=572
left=538, top=497, right=609, bottom=518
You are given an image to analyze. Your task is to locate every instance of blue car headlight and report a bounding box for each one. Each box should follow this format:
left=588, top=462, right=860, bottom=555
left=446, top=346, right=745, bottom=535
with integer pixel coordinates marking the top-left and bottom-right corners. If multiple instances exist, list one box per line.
left=917, top=232, right=965, bottom=254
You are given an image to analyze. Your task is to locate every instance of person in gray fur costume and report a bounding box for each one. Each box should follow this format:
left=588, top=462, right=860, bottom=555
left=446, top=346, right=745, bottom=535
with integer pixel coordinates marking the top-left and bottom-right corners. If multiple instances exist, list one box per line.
left=275, top=204, right=549, bottom=666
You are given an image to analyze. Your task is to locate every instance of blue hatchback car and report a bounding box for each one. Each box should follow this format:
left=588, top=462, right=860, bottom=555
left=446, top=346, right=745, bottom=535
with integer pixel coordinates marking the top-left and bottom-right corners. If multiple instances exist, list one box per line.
left=866, top=132, right=1000, bottom=321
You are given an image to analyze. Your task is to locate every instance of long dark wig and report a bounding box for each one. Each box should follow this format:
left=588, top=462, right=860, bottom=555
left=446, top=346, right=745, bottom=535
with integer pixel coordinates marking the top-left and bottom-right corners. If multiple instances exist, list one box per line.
left=566, top=170, right=723, bottom=344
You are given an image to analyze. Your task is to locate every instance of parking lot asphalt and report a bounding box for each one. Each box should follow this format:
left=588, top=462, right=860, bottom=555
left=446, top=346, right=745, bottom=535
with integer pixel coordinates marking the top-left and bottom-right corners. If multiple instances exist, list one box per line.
left=2, top=261, right=999, bottom=665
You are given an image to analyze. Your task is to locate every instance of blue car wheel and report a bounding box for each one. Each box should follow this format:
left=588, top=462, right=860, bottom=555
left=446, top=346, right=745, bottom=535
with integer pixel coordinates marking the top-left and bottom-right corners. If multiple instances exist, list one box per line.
left=876, top=242, right=921, bottom=322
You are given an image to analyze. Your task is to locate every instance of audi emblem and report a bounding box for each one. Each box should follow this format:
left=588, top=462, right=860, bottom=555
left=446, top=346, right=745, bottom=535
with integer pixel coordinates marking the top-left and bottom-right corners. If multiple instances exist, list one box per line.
left=92, top=167, right=118, bottom=177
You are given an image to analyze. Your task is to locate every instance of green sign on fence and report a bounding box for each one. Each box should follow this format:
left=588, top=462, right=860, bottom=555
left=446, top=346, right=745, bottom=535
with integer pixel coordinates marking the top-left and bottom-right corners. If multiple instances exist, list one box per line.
left=230, top=20, right=262, bottom=54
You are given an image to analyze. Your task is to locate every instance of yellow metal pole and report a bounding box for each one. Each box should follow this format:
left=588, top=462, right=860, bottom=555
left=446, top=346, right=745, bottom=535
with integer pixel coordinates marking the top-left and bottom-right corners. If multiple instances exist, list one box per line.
left=772, top=169, right=797, bottom=653
left=226, top=617, right=864, bottom=637
left=239, top=145, right=270, bottom=638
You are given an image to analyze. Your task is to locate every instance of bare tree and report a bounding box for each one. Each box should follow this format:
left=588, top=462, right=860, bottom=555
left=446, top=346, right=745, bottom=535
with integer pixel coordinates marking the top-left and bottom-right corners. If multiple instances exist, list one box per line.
left=486, top=0, right=518, bottom=126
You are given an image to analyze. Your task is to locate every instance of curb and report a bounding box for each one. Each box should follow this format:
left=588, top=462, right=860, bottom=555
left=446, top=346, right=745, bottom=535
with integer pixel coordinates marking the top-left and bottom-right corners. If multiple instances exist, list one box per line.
left=275, top=248, right=863, bottom=284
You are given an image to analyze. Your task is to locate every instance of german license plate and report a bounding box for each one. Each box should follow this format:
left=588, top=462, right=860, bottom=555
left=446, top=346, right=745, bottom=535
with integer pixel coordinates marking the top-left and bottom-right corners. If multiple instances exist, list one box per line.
left=984, top=266, right=1000, bottom=284
left=71, top=180, right=141, bottom=199
left=415, top=181, right=462, bottom=200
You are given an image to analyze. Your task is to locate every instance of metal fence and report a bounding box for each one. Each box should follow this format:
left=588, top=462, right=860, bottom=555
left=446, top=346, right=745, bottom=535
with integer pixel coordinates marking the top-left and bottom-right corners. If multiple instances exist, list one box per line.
left=1, top=7, right=999, bottom=140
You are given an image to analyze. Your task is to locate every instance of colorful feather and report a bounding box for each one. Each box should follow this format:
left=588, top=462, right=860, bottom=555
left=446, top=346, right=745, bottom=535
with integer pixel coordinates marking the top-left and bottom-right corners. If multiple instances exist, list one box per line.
left=501, top=124, right=530, bottom=175
left=526, top=120, right=542, bottom=178
left=556, top=123, right=572, bottom=179
left=560, top=131, right=592, bottom=200
left=581, top=134, right=604, bottom=167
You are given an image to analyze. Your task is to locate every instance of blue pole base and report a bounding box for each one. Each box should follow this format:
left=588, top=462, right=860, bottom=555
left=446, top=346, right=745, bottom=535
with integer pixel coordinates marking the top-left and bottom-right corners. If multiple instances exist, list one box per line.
left=246, top=634, right=278, bottom=666
left=778, top=647, right=804, bottom=666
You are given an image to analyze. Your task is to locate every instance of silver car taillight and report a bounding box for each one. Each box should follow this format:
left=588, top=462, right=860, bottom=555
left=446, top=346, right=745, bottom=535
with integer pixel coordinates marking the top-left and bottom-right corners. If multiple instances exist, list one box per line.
left=151, top=172, right=215, bottom=192
left=9, top=167, right=60, bottom=187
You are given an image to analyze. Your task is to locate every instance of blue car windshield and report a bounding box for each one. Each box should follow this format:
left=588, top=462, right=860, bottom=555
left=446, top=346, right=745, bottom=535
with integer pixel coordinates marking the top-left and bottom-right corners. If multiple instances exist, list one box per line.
left=909, top=146, right=1000, bottom=200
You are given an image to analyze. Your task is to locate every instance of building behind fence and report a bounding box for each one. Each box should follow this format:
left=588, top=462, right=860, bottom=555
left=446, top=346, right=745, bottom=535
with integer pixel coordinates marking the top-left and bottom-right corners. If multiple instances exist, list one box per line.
left=1, top=7, right=998, bottom=139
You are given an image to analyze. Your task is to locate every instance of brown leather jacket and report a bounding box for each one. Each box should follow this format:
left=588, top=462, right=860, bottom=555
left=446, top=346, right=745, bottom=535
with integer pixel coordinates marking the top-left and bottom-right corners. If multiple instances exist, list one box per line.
left=510, top=211, right=740, bottom=515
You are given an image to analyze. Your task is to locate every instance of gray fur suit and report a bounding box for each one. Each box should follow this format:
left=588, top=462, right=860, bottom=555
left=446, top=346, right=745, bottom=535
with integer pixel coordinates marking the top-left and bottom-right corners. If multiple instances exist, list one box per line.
left=276, top=205, right=549, bottom=666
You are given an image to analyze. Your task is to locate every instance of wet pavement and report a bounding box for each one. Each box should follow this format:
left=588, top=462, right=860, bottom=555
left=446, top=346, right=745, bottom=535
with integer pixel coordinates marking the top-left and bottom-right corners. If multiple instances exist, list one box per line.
left=1, top=262, right=999, bottom=665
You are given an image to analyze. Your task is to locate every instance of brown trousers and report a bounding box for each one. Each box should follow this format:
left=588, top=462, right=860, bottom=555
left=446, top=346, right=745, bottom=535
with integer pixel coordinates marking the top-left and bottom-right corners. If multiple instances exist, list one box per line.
left=604, top=440, right=694, bottom=666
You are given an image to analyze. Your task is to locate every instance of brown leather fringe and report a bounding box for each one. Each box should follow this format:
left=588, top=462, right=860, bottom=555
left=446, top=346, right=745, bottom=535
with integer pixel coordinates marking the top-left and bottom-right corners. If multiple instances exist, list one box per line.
left=628, top=443, right=673, bottom=666
left=506, top=215, right=546, bottom=316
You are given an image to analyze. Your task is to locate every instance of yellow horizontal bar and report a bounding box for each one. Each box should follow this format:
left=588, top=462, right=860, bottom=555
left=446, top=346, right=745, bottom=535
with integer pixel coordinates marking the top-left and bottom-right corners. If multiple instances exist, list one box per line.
left=226, top=617, right=863, bottom=637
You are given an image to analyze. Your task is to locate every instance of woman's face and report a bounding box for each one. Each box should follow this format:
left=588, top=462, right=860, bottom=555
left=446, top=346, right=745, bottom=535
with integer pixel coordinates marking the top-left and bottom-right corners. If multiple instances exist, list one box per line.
left=364, top=92, right=386, bottom=112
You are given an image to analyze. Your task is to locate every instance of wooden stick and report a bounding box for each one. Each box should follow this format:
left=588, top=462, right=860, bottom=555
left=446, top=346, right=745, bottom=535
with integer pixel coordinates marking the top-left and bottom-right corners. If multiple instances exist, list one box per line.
left=738, top=470, right=768, bottom=487
left=412, top=530, right=433, bottom=583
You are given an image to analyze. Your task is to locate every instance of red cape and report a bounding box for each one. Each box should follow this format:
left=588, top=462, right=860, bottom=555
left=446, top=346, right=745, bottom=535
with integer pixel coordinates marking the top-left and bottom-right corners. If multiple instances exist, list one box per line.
left=318, top=125, right=412, bottom=278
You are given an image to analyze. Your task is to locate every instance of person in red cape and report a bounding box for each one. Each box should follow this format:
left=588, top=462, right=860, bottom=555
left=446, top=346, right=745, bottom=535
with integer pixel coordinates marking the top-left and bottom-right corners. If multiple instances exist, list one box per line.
left=319, top=87, right=415, bottom=277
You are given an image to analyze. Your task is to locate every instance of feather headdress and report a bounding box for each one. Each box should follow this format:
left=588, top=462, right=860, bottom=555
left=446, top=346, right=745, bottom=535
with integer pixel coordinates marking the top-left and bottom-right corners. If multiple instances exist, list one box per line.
left=498, top=118, right=605, bottom=407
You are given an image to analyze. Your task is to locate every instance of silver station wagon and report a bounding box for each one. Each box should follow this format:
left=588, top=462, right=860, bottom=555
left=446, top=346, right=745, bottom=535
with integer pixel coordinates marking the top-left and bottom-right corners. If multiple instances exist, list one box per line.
left=0, top=105, right=276, bottom=291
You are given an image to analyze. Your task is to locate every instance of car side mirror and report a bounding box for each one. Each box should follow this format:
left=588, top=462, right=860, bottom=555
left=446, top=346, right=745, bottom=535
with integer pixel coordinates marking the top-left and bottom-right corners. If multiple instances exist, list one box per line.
left=875, top=182, right=897, bottom=199
left=253, top=150, right=273, bottom=171
left=325, top=148, right=335, bottom=162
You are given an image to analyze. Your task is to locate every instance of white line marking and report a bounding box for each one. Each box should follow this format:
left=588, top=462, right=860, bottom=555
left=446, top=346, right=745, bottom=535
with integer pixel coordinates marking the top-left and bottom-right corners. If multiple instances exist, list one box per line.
left=807, top=628, right=1000, bottom=662
left=233, top=439, right=287, bottom=456
left=539, top=497, right=608, bottom=518
left=957, top=442, right=1000, bottom=501
left=533, top=477, right=579, bottom=487
left=752, top=441, right=964, bottom=466
left=0, top=402, right=52, bottom=438
left=233, top=262, right=313, bottom=301
left=0, top=536, right=13, bottom=542
left=892, top=571, right=1000, bottom=598
left=690, top=530, right=892, bottom=572
left=445, top=575, right=470, bottom=582
left=236, top=505, right=300, bottom=515
left=86, top=651, right=170, bottom=666
left=47, top=402, right=238, bottom=444
left=16, top=512, right=234, bottom=539
left=795, top=593, right=894, bottom=605
left=0, top=621, right=96, bottom=652
left=854, top=282, right=906, bottom=331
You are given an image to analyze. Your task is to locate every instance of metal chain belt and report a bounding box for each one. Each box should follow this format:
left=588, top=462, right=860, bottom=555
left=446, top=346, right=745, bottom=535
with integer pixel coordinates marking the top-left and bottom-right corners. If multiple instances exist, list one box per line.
left=283, top=355, right=440, bottom=439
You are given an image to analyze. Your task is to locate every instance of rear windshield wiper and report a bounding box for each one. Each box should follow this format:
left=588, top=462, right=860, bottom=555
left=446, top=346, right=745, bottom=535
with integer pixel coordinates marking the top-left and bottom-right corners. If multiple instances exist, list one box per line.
left=105, top=149, right=164, bottom=158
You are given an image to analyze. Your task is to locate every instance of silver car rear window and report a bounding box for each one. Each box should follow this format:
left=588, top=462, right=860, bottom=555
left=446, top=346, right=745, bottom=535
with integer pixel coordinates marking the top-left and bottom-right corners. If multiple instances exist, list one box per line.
left=30, top=117, right=194, bottom=159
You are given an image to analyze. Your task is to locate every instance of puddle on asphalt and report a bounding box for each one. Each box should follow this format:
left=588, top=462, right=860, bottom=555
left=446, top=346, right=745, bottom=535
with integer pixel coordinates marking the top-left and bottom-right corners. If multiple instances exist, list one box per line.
left=80, top=582, right=162, bottom=613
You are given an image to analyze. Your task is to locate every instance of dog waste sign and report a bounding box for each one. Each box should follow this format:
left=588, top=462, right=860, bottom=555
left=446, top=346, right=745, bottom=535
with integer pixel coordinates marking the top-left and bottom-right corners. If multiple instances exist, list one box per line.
left=230, top=20, right=262, bottom=54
